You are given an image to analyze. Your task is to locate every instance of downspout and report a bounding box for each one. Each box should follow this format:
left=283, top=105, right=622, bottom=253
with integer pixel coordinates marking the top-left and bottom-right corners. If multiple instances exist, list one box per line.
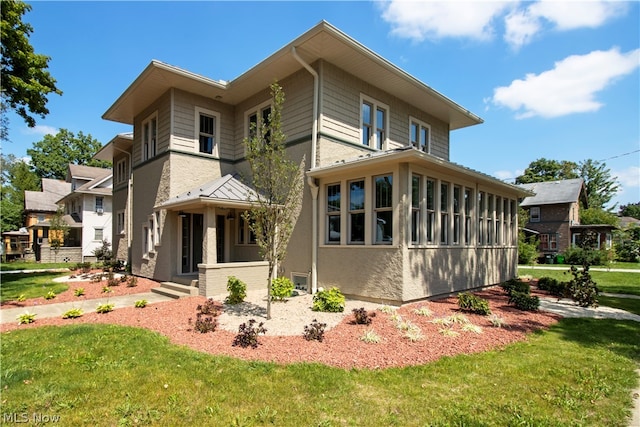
left=291, top=46, right=319, bottom=293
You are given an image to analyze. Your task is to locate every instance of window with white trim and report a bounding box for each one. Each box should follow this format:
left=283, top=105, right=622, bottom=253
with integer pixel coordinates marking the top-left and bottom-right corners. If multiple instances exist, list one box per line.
left=510, top=200, right=517, bottom=245
left=411, top=175, right=421, bottom=244
left=116, top=211, right=125, bottom=235
left=154, top=211, right=161, bottom=247
left=464, top=188, right=472, bottom=245
left=94, top=227, right=103, bottom=241
left=142, top=224, right=150, bottom=257
left=326, top=183, right=341, bottom=244
left=95, top=197, right=104, bottom=214
left=237, top=212, right=257, bottom=245
left=487, top=194, right=494, bottom=245
left=116, top=158, right=128, bottom=184
left=453, top=185, right=461, bottom=245
left=410, top=118, right=431, bottom=153
left=374, top=175, right=393, bottom=244
left=196, top=107, right=220, bottom=156
left=540, top=233, right=557, bottom=251
left=495, top=196, right=502, bottom=245
left=530, top=206, right=540, bottom=222
left=440, top=182, right=449, bottom=245
left=245, top=101, right=272, bottom=148
left=478, top=192, right=485, bottom=245
left=348, top=179, right=365, bottom=244
left=426, top=178, right=435, bottom=243
left=148, top=216, right=155, bottom=248
left=360, top=95, right=388, bottom=150
left=142, top=113, right=157, bottom=161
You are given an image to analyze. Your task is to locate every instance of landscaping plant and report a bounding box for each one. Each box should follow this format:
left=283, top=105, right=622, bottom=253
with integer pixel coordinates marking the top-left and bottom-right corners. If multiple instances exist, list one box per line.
left=16, top=312, right=36, bottom=325
left=62, top=308, right=83, bottom=319
left=96, top=303, right=115, bottom=314
left=270, top=277, right=295, bottom=301
left=303, top=319, right=327, bottom=342
left=232, top=319, right=267, bottom=348
left=457, top=292, right=491, bottom=315
left=312, top=287, right=345, bottom=313
left=351, top=307, right=374, bottom=325
left=225, top=276, right=247, bottom=304
left=189, top=299, right=220, bottom=334
left=134, top=300, right=148, bottom=308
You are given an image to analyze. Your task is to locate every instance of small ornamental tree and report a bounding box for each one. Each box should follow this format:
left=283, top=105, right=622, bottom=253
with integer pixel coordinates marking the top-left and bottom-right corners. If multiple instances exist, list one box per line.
left=49, top=207, right=69, bottom=261
left=244, top=82, right=305, bottom=319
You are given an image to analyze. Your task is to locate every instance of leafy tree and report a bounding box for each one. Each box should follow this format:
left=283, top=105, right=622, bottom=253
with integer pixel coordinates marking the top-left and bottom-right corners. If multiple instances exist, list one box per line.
left=48, top=206, right=69, bottom=261
left=578, top=159, right=619, bottom=210
left=244, top=82, right=305, bottom=320
left=580, top=208, right=619, bottom=226
left=0, top=154, right=40, bottom=232
left=27, top=129, right=110, bottom=179
left=619, top=202, right=640, bottom=220
left=517, top=206, right=538, bottom=264
left=515, top=158, right=578, bottom=184
left=1, top=0, right=61, bottom=139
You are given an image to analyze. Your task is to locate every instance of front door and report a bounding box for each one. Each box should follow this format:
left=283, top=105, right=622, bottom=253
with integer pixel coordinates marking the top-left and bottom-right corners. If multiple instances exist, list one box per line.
left=180, top=213, right=203, bottom=274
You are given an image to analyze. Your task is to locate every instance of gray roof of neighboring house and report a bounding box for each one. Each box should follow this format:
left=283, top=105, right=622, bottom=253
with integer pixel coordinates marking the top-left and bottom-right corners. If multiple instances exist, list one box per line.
left=67, top=164, right=111, bottom=181
left=519, top=178, right=585, bottom=207
left=24, top=179, right=71, bottom=212
left=158, top=174, right=260, bottom=209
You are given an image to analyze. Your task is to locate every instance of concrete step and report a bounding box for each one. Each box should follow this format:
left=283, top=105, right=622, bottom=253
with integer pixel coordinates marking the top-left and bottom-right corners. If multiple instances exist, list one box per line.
left=151, top=281, right=199, bottom=299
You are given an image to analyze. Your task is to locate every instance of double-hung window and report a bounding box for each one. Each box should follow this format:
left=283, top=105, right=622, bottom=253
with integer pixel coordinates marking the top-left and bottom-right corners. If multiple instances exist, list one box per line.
left=426, top=178, right=435, bottom=243
left=495, top=196, right=502, bottom=245
left=410, top=118, right=431, bottom=153
left=246, top=101, right=272, bottom=148
left=478, top=192, right=485, bottom=245
left=464, top=188, right=473, bottom=245
left=530, top=207, right=540, bottom=222
left=453, top=186, right=461, bottom=245
left=196, top=108, right=220, bottom=156
left=487, top=194, right=494, bottom=245
left=374, top=175, right=393, bottom=244
left=348, top=180, right=365, bottom=244
left=142, top=113, right=157, bottom=161
left=360, top=96, right=388, bottom=150
left=411, top=175, right=421, bottom=244
left=440, top=182, right=449, bottom=245
left=326, top=183, right=341, bottom=244
left=95, top=196, right=104, bottom=214
left=116, top=158, right=127, bottom=184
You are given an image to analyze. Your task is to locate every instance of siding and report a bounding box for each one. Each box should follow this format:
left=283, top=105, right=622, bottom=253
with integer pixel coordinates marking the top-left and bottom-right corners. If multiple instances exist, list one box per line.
left=133, top=91, right=171, bottom=166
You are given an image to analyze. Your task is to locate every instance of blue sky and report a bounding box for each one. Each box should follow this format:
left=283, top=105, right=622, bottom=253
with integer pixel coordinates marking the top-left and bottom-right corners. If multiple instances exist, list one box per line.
left=3, top=1, right=639, bottom=208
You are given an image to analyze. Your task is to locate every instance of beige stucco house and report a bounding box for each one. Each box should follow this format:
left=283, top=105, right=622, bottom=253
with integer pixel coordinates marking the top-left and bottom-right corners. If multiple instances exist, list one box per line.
left=96, top=21, right=529, bottom=304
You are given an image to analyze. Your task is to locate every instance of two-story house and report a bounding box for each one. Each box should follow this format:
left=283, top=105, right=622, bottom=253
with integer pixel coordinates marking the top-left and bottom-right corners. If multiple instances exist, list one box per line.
left=519, top=178, right=615, bottom=261
left=56, top=164, right=114, bottom=262
left=97, top=21, right=529, bottom=304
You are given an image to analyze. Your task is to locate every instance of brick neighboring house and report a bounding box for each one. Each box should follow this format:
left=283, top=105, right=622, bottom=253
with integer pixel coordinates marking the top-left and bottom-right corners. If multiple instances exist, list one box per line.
left=519, top=178, right=615, bottom=262
left=96, top=21, right=531, bottom=304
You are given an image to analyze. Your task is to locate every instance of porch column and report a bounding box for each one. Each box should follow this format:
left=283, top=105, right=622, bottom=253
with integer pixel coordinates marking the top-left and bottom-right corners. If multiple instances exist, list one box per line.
left=202, top=206, right=218, bottom=265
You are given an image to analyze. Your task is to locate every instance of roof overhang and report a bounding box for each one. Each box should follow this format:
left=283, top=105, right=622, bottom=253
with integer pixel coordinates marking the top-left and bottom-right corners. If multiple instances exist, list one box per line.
left=307, top=148, right=532, bottom=197
left=93, top=133, right=134, bottom=161
left=102, top=21, right=482, bottom=131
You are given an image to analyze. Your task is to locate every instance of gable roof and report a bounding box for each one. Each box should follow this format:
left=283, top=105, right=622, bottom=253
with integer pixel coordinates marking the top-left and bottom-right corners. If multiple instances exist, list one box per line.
left=158, top=174, right=260, bottom=210
left=519, top=178, right=586, bottom=207
left=103, top=21, right=482, bottom=131
left=67, top=164, right=111, bottom=182
left=24, top=179, right=71, bottom=212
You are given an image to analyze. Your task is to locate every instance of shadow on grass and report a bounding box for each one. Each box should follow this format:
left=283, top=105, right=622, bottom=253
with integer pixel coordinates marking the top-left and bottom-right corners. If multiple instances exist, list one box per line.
left=549, top=318, right=640, bottom=363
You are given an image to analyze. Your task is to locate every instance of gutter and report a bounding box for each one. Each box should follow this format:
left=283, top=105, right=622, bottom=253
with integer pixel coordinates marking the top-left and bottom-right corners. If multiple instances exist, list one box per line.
left=291, top=46, right=319, bottom=294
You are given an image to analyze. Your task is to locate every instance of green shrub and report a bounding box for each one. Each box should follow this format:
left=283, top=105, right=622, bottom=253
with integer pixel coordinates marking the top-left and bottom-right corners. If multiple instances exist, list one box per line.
left=270, top=277, right=294, bottom=301
left=102, top=286, right=112, bottom=294
left=17, top=312, right=36, bottom=325
left=312, top=287, right=345, bottom=313
left=134, top=300, right=148, bottom=308
left=232, top=319, right=267, bottom=348
left=62, top=308, right=83, bottom=319
left=457, top=292, right=491, bottom=315
left=508, top=291, right=540, bottom=311
left=303, top=319, right=327, bottom=342
left=563, top=247, right=608, bottom=266
left=500, top=278, right=530, bottom=295
left=96, top=303, right=115, bottom=314
left=16, top=294, right=26, bottom=302
left=44, top=290, right=56, bottom=300
left=536, top=277, right=569, bottom=298
left=74, top=288, right=85, bottom=297
left=567, top=265, right=599, bottom=308
left=225, top=276, right=247, bottom=304
left=76, top=262, right=92, bottom=274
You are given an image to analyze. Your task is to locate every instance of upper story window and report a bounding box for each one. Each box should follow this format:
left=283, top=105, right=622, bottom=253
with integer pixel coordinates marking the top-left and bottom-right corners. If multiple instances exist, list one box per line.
left=142, top=113, right=157, bottom=161
left=530, top=206, right=540, bottom=222
left=374, top=175, right=393, bottom=244
left=410, top=118, right=431, bottom=153
left=196, top=107, right=220, bottom=156
left=95, top=196, right=104, bottom=214
left=246, top=101, right=272, bottom=146
left=115, top=158, right=128, bottom=184
left=360, top=95, right=388, bottom=150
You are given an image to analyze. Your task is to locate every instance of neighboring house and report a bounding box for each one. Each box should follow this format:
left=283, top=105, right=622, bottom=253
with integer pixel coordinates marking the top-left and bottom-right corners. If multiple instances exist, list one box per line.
left=56, top=164, right=114, bottom=262
left=519, top=178, right=614, bottom=261
left=24, top=178, right=71, bottom=260
left=1, top=228, right=30, bottom=261
left=96, top=21, right=530, bottom=304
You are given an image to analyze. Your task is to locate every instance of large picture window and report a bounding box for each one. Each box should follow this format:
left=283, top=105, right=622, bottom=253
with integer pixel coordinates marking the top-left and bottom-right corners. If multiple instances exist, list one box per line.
left=326, top=183, right=341, bottom=243
left=349, top=180, right=365, bottom=244
left=374, top=175, right=393, bottom=244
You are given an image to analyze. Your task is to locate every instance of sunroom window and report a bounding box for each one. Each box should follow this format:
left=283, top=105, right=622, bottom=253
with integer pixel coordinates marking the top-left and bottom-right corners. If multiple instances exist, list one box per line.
left=374, top=175, right=393, bottom=244
left=326, top=183, right=341, bottom=244
left=348, top=180, right=365, bottom=244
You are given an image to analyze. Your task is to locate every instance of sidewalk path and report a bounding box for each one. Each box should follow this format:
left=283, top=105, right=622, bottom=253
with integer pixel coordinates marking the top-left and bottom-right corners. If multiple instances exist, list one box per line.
left=0, top=292, right=173, bottom=325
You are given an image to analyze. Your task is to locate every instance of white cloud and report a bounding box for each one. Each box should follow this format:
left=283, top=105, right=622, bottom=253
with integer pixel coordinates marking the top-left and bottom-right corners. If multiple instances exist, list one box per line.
left=614, top=165, right=640, bottom=189
left=491, top=47, right=640, bottom=119
left=380, top=0, right=511, bottom=42
left=504, top=0, right=628, bottom=49
left=22, top=125, right=57, bottom=137
left=494, top=169, right=523, bottom=181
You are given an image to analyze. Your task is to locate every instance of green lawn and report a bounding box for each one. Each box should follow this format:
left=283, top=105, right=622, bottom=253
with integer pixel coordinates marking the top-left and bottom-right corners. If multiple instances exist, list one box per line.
left=0, top=261, right=75, bottom=271
left=0, top=272, right=69, bottom=303
left=518, top=267, right=640, bottom=296
left=599, top=295, right=640, bottom=316
left=1, top=320, right=638, bottom=426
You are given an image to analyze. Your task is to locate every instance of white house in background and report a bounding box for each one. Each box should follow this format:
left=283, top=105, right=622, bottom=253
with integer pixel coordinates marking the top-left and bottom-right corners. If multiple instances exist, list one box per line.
left=56, top=164, right=113, bottom=261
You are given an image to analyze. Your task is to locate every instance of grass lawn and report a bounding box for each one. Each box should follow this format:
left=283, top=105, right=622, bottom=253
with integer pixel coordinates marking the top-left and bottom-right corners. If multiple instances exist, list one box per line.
left=0, top=272, right=69, bottom=303
left=599, top=295, right=640, bottom=316
left=1, top=320, right=638, bottom=426
left=0, top=261, right=76, bottom=272
left=518, top=267, right=640, bottom=296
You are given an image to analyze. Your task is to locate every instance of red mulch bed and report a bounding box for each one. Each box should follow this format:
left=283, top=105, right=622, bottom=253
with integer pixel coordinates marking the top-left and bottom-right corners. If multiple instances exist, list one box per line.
left=1, top=281, right=561, bottom=370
